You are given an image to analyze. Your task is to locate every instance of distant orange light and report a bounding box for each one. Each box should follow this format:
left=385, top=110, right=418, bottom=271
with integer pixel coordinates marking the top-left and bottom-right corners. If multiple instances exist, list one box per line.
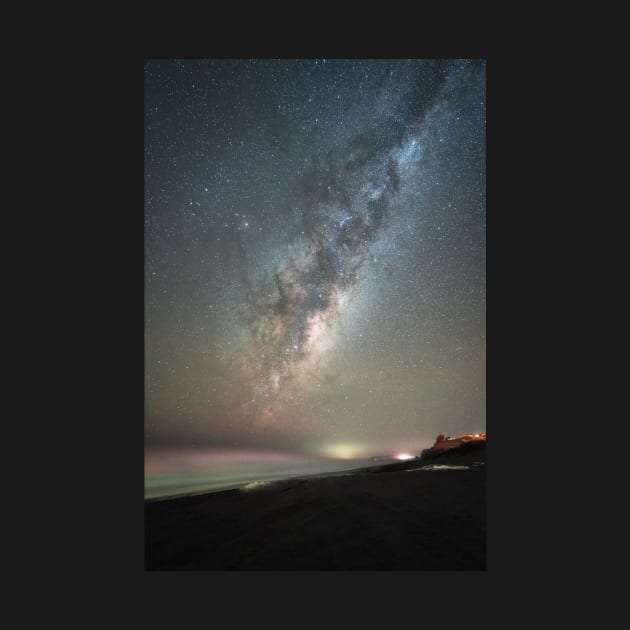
left=396, top=453, right=414, bottom=461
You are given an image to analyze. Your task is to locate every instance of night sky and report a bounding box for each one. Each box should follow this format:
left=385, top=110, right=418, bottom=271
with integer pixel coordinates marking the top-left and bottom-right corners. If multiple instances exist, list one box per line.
left=145, top=59, right=485, bottom=462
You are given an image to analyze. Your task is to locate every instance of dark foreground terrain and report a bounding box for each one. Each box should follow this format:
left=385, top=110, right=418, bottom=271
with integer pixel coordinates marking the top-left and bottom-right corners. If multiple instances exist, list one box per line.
left=145, top=444, right=485, bottom=570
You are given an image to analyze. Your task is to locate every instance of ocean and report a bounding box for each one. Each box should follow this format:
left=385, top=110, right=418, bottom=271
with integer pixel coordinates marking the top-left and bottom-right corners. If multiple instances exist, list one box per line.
left=145, top=448, right=381, bottom=501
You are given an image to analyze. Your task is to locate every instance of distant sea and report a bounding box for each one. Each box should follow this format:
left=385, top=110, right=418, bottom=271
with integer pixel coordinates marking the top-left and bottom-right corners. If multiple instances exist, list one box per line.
left=145, top=450, right=385, bottom=501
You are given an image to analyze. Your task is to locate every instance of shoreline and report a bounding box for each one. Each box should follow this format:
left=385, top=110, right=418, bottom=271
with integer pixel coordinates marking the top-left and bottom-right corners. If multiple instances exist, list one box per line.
left=146, top=443, right=485, bottom=504
left=146, top=463, right=399, bottom=504
left=145, top=459, right=386, bottom=503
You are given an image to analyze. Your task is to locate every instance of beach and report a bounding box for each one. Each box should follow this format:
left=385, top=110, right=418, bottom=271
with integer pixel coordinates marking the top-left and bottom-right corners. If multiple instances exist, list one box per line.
left=145, top=445, right=485, bottom=570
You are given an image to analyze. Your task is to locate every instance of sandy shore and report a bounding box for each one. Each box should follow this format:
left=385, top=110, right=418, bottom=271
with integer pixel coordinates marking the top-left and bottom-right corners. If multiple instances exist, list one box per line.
left=145, top=446, right=485, bottom=570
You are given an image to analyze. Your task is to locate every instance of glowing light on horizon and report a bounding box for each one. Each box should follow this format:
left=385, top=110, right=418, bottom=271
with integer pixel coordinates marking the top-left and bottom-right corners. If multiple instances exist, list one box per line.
left=396, top=453, right=414, bottom=461
left=318, top=442, right=364, bottom=459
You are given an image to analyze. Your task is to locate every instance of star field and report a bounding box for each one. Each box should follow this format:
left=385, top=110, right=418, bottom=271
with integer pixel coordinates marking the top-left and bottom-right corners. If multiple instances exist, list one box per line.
left=145, top=59, right=485, bottom=459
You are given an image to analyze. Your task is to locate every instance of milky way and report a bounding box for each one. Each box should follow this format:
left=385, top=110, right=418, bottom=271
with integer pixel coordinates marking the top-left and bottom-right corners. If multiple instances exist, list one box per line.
left=145, top=59, right=485, bottom=457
